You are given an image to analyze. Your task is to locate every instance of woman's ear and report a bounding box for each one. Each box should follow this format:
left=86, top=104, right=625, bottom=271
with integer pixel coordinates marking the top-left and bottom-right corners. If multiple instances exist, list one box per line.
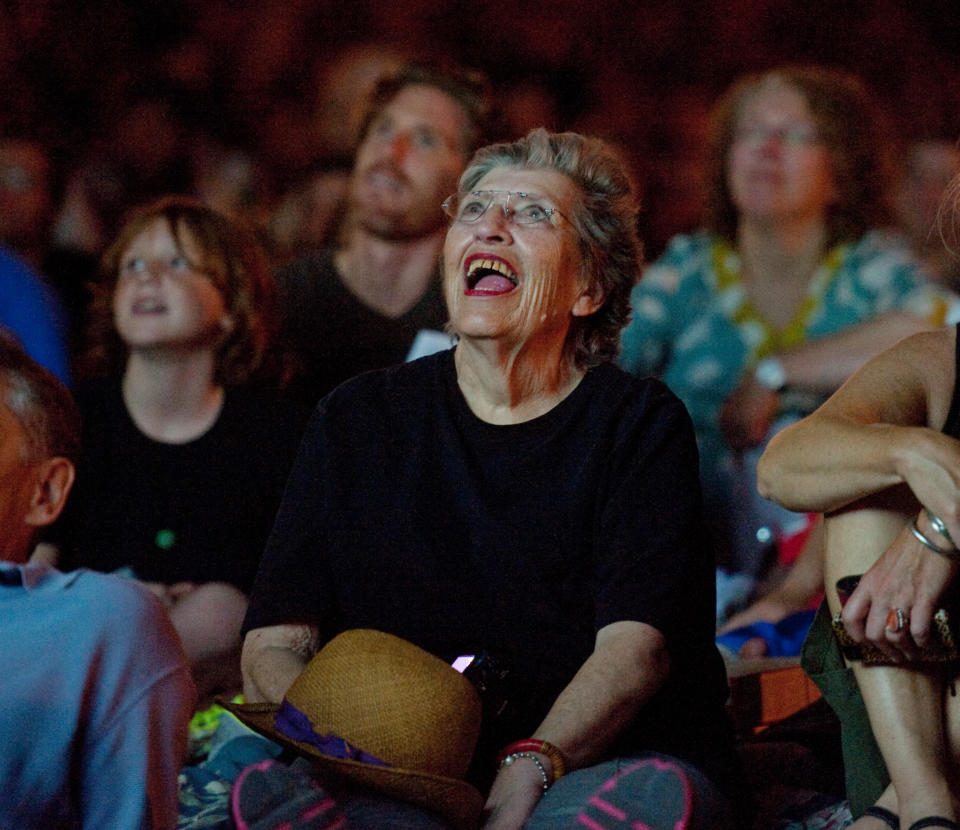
left=571, top=286, right=606, bottom=318
left=24, top=457, right=75, bottom=529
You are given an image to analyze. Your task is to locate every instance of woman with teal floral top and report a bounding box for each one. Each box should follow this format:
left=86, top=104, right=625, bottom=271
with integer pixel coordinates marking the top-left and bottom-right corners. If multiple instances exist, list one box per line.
left=619, top=66, right=954, bottom=573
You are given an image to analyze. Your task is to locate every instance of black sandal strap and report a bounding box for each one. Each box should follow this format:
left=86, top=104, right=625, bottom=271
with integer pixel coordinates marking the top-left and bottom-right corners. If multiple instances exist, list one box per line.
left=863, top=806, right=900, bottom=829
left=908, top=819, right=960, bottom=830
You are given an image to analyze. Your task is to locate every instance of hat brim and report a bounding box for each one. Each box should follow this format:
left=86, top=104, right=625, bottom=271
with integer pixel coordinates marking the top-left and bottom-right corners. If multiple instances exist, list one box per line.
left=222, top=700, right=484, bottom=830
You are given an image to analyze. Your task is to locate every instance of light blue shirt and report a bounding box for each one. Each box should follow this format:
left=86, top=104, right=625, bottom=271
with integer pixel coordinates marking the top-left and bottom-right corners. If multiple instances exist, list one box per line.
left=0, top=562, right=194, bottom=829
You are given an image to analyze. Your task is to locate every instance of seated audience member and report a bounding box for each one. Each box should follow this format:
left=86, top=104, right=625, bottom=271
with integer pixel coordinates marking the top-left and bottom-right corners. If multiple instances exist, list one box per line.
left=51, top=87, right=194, bottom=257
left=0, top=333, right=194, bottom=829
left=618, top=66, right=954, bottom=576
left=234, top=129, right=737, bottom=829
left=716, top=515, right=824, bottom=658
left=0, top=243, right=70, bottom=383
left=46, top=197, right=308, bottom=701
left=896, top=135, right=960, bottom=292
left=757, top=293, right=960, bottom=824
left=0, top=134, right=54, bottom=271
left=0, top=133, right=98, bottom=362
left=276, top=61, right=493, bottom=404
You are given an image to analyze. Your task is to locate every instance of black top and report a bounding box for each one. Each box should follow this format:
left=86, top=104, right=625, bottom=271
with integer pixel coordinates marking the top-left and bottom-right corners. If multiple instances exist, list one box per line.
left=276, top=249, right=448, bottom=406
left=944, top=322, right=960, bottom=439
left=244, top=349, right=736, bottom=791
left=50, top=379, right=309, bottom=592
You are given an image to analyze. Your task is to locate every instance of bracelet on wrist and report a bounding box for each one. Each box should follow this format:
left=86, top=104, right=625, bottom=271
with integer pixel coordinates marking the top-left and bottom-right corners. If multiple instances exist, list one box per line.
left=498, top=751, right=550, bottom=793
left=924, top=508, right=956, bottom=547
left=496, top=739, right=566, bottom=781
left=911, top=516, right=960, bottom=559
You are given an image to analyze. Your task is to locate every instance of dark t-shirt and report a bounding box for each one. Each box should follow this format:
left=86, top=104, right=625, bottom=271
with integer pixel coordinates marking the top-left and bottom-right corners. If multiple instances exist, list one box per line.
left=50, top=379, right=309, bottom=592
left=944, top=323, right=960, bottom=438
left=244, top=350, right=736, bottom=791
left=276, top=249, right=448, bottom=405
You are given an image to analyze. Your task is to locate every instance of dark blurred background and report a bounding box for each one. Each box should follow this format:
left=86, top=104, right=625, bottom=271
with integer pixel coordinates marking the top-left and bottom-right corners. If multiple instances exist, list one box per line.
left=2, top=0, right=958, bottom=259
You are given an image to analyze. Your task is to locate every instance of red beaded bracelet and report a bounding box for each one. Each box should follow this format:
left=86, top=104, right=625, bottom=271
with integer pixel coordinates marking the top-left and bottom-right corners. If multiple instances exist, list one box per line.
left=496, top=739, right=566, bottom=781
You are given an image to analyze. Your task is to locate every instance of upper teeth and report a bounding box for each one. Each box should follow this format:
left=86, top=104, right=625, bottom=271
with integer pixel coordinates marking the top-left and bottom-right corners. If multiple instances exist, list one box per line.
left=467, top=258, right=517, bottom=282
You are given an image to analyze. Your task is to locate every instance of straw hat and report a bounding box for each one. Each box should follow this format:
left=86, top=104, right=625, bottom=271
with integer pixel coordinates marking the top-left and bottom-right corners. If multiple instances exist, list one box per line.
left=223, top=629, right=484, bottom=828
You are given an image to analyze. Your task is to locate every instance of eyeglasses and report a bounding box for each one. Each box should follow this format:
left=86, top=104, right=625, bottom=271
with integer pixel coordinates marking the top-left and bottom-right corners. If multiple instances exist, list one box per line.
left=441, top=190, right=568, bottom=227
left=734, top=124, right=822, bottom=147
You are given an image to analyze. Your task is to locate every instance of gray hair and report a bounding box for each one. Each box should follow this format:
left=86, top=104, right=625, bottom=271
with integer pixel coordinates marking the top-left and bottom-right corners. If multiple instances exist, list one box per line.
left=458, top=128, right=642, bottom=368
left=0, top=333, right=80, bottom=464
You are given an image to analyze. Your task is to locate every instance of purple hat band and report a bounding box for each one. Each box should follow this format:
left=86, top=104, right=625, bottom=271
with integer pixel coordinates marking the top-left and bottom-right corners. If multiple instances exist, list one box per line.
left=274, top=700, right=392, bottom=767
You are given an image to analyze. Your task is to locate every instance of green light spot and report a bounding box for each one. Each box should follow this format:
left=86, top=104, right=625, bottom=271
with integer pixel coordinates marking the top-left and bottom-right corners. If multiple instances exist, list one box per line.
left=155, top=529, right=176, bottom=550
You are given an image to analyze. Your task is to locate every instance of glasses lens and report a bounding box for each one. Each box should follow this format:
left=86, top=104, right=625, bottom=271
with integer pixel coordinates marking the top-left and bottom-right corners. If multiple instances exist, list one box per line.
left=443, top=192, right=494, bottom=223
left=444, top=191, right=558, bottom=226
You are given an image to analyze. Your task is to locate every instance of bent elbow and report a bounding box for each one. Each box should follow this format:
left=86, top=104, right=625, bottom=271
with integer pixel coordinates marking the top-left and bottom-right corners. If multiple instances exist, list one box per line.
left=755, top=440, right=786, bottom=502
left=756, top=450, right=777, bottom=502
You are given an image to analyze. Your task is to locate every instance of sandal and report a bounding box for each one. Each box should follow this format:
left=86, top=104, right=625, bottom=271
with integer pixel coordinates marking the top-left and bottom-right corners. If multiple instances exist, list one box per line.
left=907, top=820, right=960, bottom=830
left=863, top=806, right=899, bottom=829
left=574, top=758, right=694, bottom=830
left=232, top=759, right=348, bottom=830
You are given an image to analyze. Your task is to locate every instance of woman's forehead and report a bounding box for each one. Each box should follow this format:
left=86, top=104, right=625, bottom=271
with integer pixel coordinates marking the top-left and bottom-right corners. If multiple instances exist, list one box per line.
left=473, top=166, right=578, bottom=207
left=736, top=80, right=811, bottom=122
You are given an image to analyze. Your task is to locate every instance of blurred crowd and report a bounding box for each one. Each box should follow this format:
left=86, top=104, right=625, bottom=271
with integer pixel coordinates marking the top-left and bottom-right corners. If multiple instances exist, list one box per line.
left=7, top=3, right=960, bottom=825
left=3, top=0, right=960, bottom=282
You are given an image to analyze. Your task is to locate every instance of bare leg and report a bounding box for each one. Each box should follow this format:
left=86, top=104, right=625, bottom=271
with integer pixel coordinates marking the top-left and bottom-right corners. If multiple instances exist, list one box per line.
left=168, top=582, right=248, bottom=703
left=940, top=668, right=960, bottom=806
left=826, top=502, right=957, bottom=827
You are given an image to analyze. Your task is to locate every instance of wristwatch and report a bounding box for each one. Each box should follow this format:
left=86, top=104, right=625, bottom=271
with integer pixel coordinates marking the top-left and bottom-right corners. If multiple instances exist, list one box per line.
left=754, top=357, right=787, bottom=391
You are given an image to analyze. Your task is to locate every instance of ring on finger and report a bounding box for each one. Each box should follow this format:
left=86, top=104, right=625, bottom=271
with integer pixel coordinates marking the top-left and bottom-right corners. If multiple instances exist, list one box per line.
left=884, top=607, right=910, bottom=633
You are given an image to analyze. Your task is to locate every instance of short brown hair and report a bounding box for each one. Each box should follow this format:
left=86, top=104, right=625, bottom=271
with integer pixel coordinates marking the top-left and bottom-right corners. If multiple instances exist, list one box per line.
left=359, top=61, right=494, bottom=160
left=705, top=66, right=894, bottom=246
left=83, top=196, right=274, bottom=386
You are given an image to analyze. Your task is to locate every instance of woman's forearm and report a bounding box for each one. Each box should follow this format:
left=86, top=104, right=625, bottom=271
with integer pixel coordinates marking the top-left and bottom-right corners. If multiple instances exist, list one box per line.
left=758, top=417, right=914, bottom=512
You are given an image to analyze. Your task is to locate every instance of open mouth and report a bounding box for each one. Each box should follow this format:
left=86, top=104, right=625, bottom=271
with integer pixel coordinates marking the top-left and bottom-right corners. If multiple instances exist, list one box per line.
left=464, top=256, right=518, bottom=296
left=132, top=298, right=167, bottom=314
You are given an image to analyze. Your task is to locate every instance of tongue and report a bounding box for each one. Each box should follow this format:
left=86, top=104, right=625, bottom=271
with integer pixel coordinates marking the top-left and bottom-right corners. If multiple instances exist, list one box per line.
left=473, top=274, right=515, bottom=293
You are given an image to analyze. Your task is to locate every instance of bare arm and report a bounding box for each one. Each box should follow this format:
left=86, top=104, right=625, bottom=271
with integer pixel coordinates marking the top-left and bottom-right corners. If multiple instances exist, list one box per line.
left=775, top=311, right=941, bottom=394
left=482, top=620, right=668, bottom=829
left=717, top=515, right=825, bottom=634
left=757, top=326, right=960, bottom=650
left=757, top=327, right=960, bottom=524
left=722, top=312, right=941, bottom=451
left=240, top=623, right=321, bottom=704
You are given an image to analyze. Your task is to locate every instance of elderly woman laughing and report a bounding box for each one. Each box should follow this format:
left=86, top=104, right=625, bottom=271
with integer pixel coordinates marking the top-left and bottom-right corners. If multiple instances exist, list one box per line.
left=239, top=129, right=737, bottom=830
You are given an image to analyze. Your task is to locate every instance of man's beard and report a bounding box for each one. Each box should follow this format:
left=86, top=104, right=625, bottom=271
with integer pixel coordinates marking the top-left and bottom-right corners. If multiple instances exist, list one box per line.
left=348, top=162, right=446, bottom=242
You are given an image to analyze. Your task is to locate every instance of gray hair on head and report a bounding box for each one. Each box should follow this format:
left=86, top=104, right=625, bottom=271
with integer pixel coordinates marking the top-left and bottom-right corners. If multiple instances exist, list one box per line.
left=457, top=128, right=642, bottom=368
left=0, top=333, right=80, bottom=464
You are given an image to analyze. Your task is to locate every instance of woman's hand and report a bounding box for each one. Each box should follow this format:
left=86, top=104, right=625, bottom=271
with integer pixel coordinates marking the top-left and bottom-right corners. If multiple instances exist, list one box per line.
left=840, top=515, right=959, bottom=660
left=481, top=754, right=550, bottom=830
left=720, top=378, right=780, bottom=453
left=896, top=429, right=960, bottom=544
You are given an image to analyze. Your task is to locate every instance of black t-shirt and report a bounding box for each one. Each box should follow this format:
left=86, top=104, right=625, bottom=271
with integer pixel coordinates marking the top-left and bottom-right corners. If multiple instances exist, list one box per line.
left=245, top=350, right=736, bottom=791
left=276, top=249, right=448, bottom=406
left=50, top=379, right=309, bottom=592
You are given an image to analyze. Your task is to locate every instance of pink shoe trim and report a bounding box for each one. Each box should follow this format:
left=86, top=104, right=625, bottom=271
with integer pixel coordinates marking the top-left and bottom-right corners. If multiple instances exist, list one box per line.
left=300, top=799, right=337, bottom=821
left=589, top=795, right=628, bottom=820
left=629, top=759, right=693, bottom=830
left=232, top=759, right=283, bottom=830
left=582, top=758, right=695, bottom=830
left=578, top=814, right=611, bottom=830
